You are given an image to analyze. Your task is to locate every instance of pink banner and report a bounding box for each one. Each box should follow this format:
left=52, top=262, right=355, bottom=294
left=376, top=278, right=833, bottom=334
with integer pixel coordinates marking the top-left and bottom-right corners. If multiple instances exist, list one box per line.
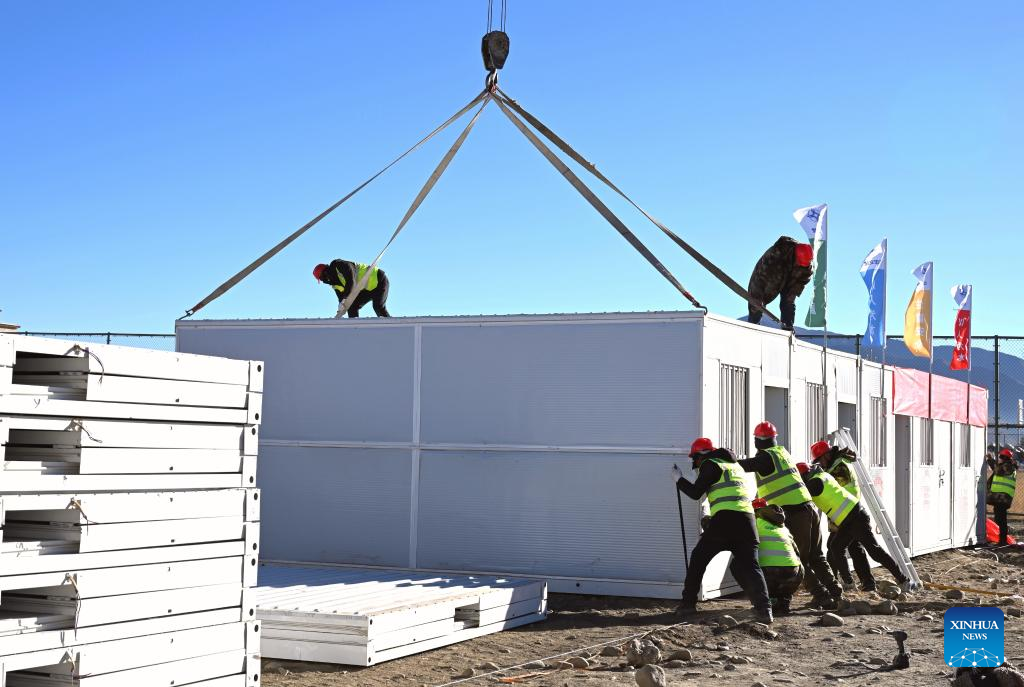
left=890, top=367, right=988, bottom=427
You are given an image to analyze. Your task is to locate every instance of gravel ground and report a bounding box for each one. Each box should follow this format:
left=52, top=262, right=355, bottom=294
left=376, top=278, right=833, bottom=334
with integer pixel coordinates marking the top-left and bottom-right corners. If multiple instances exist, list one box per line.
left=261, top=540, right=1024, bottom=687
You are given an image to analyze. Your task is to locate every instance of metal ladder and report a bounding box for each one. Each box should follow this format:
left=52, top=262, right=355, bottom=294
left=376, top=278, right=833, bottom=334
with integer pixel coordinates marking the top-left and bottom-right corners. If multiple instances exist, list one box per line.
left=828, top=428, right=922, bottom=589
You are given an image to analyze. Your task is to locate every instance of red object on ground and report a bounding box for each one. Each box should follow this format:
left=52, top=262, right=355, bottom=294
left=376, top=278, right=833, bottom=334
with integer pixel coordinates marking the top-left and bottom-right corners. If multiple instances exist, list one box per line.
left=986, top=518, right=1017, bottom=545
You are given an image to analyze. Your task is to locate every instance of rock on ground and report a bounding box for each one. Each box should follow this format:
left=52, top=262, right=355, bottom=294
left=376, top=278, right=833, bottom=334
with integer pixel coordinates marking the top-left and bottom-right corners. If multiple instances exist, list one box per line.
left=635, top=664, right=668, bottom=687
left=820, top=613, right=845, bottom=627
left=666, top=648, right=692, bottom=661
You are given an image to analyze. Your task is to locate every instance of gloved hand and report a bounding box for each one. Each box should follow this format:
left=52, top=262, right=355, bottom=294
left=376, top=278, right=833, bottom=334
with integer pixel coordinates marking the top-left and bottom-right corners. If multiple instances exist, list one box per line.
left=671, top=465, right=683, bottom=483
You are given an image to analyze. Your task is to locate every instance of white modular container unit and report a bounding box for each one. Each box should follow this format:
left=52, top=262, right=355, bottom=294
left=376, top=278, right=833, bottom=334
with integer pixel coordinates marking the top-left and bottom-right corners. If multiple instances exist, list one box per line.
left=177, top=312, right=986, bottom=600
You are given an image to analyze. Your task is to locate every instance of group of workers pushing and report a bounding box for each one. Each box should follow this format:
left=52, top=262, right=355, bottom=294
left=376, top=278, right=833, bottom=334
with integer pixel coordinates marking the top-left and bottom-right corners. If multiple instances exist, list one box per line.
left=671, top=421, right=911, bottom=624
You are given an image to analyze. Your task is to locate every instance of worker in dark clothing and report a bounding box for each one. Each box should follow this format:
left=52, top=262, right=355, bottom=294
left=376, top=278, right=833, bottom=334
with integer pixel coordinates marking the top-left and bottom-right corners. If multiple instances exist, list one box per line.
left=738, top=422, right=843, bottom=609
left=986, top=448, right=1019, bottom=545
left=747, top=236, right=814, bottom=331
left=313, top=260, right=391, bottom=318
left=797, top=460, right=911, bottom=591
left=811, top=442, right=874, bottom=591
left=753, top=498, right=804, bottom=616
left=671, top=438, right=773, bottom=624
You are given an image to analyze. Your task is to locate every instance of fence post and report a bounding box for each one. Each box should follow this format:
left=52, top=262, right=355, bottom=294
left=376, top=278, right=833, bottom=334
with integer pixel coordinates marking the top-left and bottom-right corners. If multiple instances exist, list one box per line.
left=106, top=332, right=112, bottom=345
left=994, top=335, right=1000, bottom=447
left=855, top=335, right=861, bottom=358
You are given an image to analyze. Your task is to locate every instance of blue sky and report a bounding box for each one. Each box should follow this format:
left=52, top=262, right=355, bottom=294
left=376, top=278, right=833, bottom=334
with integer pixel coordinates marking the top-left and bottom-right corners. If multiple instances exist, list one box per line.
left=2, top=1, right=1021, bottom=334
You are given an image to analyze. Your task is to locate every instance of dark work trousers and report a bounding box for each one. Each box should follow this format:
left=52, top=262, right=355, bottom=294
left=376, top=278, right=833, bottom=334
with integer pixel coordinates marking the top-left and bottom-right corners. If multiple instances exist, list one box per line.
left=748, top=298, right=797, bottom=330
left=782, top=503, right=841, bottom=599
left=826, top=532, right=871, bottom=586
left=762, top=565, right=804, bottom=612
left=680, top=510, right=771, bottom=611
left=344, top=272, right=391, bottom=318
left=993, top=503, right=1010, bottom=544
left=827, top=508, right=906, bottom=583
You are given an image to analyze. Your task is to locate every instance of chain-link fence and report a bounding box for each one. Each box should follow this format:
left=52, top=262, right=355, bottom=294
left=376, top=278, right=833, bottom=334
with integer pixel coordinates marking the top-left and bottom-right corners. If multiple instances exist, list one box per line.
left=798, top=333, right=1024, bottom=450
left=16, top=332, right=176, bottom=352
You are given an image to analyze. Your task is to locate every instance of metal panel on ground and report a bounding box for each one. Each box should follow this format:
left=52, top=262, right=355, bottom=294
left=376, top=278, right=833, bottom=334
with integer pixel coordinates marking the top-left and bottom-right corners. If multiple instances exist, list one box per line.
left=257, top=445, right=411, bottom=567
left=255, top=564, right=546, bottom=666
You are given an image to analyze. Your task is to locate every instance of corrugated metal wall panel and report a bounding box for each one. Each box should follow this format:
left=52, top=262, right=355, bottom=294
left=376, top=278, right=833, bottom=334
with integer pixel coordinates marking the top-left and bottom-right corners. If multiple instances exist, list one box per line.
left=178, top=325, right=415, bottom=442
left=258, top=445, right=411, bottom=566
left=415, top=451, right=697, bottom=583
left=419, top=322, right=701, bottom=448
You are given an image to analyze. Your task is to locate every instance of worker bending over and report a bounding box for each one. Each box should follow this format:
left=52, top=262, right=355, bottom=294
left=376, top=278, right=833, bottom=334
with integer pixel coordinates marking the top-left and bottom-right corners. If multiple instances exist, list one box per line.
left=797, top=458, right=910, bottom=591
left=987, top=448, right=1019, bottom=546
left=811, top=442, right=874, bottom=591
left=747, top=236, right=813, bottom=331
left=753, top=498, right=803, bottom=616
left=671, top=438, right=773, bottom=623
left=313, top=259, right=391, bottom=318
left=738, top=422, right=843, bottom=609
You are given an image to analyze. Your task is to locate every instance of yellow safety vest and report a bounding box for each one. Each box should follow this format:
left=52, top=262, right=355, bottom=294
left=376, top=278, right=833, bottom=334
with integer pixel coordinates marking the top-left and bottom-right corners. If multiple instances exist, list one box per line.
left=756, top=518, right=801, bottom=568
left=828, top=456, right=860, bottom=499
left=991, top=472, right=1016, bottom=498
left=756, top=445, right=812, bottom=506
left=707, top=458, right=754, bottom=516
left=810, top=469, right=858, bottom=527
left=333, top=263, right=379, bottom=296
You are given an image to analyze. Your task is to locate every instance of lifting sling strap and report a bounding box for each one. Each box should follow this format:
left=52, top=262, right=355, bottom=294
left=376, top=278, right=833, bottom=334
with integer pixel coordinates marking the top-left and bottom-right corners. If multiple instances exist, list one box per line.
left=181, top=89, right=490, bottom=319
left=495, top=88, right=781, bottom=323
left=339, top=97, right=492, bottom=315
left=492, top=94, right=702, bottom=309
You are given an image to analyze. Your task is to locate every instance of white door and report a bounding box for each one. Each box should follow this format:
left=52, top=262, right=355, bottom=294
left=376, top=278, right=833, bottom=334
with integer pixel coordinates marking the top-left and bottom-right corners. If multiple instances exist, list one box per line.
left=913, top=419, right=953, bottom=553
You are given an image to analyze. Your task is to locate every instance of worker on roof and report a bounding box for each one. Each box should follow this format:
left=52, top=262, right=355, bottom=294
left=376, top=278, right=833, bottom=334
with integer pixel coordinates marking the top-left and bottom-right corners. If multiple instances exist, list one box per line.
left=799, top=449, right=911, bottom=591
left=987, top=448, right=1020, bottom=546
left=737, top=422, right=843, bottom=610
left=811, top=443, right=874, bottom=591
left=752, top=498, right=804, bottom=616
left=313, top=260, right=391, bottom=318
left=747, top=236, right=814, bottom=331
left=671, top=438, right=774, bottom=624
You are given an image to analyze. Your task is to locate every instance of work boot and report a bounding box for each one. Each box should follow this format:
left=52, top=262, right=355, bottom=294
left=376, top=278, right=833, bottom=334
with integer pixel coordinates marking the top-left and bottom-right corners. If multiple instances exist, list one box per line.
left=841, top=578, right=857, bottom=592
left=753, top=607, right=775, bottom=624
left=675, top=603, right=698, bottom=619
left=809, top=595, right=839, bottom=611
left=773, top=600, right=793, bottom=617
left=860, top=580, right=877, bottom=593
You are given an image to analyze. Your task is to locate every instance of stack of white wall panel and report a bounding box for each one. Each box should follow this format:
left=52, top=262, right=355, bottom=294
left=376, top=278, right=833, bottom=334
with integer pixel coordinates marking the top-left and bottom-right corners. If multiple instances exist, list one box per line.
left=0, top=334, right=262, bottom=686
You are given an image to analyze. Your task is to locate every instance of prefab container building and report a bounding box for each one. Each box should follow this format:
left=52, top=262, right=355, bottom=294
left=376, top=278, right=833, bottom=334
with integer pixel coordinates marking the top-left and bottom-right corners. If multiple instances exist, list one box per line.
left=176, top=311, right=987, bottom=600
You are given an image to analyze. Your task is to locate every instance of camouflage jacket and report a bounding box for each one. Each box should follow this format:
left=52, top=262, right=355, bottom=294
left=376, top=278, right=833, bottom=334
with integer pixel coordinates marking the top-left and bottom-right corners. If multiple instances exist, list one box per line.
left=748, top=236, right=813, bottom=304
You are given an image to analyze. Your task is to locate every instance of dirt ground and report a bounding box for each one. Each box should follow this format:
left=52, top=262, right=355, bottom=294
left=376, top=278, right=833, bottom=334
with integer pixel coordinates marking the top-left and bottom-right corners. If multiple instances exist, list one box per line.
left=262, top=537, right=1024, bottom=687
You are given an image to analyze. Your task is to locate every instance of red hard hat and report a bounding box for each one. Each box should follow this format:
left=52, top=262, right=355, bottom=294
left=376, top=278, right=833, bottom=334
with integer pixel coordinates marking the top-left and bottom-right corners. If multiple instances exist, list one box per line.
left=689, top=437, right=715, bottom=457
left=754, top=422, right=778, bottom=439
left=810, top=441, right=831, bottom=461
left=752, top=497, right=768, bottom=510
left=796, top=462, right=810, bottom=475
left=999, top=448, right=1014, bottom=459
left=313, top=263, right=328, bottom=282
left=795, top=243, right=814, bottom=268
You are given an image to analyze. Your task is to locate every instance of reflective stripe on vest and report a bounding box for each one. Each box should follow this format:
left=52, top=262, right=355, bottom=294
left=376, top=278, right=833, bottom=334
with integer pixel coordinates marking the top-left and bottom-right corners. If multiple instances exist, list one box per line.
left=756, top=518, right=801, bottom=568
left=828, top=457, right=860, bottom=499
left=755, top=445, right=812, bottom=506
left=332, top=263, right=379, bottom=296
left=992, top=473, right=1016, bottom=498
left=708, top=458, right=754, bottom=516
left=811, top=470, right=858, bottom=527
